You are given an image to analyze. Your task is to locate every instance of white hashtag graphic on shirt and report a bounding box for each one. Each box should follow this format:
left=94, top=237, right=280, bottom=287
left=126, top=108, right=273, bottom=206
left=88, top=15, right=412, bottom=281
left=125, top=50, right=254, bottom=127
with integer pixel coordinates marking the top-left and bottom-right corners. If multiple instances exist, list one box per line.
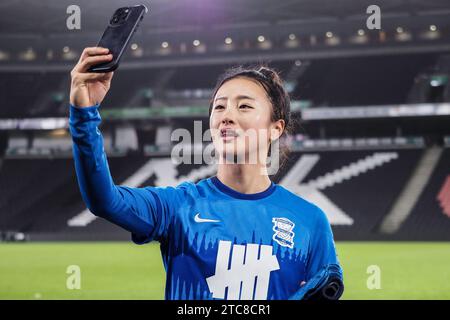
left=206, top=240, right=280, bottom=300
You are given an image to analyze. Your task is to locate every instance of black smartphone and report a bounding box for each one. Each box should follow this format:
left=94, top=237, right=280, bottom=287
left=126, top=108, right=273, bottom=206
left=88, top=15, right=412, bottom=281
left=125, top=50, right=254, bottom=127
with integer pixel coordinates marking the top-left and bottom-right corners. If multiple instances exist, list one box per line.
left=88, top=5, right=148, bottom=73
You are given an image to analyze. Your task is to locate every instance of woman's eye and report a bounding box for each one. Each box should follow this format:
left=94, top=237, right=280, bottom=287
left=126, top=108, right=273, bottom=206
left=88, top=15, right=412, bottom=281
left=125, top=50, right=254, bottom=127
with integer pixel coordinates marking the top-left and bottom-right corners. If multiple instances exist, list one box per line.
left=239, top=104, right=252, bottom=109
left=214, top=105, right=225, bottom=110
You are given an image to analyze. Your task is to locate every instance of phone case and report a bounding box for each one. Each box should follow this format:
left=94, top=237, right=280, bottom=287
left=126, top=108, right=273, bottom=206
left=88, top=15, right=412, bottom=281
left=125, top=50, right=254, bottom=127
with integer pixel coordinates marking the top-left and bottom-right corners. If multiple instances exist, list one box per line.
left=88, top=5, right=148, bottom=73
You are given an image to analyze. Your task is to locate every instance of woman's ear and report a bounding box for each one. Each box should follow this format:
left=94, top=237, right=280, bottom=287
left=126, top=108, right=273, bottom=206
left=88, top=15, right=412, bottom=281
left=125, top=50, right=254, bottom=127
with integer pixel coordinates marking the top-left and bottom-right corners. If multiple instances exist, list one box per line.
left=270, top=119, right=285, bottom=141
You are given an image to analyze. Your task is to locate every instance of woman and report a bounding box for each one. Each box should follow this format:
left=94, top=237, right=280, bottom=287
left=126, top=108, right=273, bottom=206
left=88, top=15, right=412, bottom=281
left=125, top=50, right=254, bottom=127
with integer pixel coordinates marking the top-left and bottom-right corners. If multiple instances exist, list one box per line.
left=69, top=47, right=344, bottom=300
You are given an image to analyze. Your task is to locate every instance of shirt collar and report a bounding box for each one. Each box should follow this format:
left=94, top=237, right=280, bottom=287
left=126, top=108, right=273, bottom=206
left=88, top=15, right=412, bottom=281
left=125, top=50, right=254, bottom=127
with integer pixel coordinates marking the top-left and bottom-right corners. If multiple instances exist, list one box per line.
left=209, top=176, right=276, bottom=200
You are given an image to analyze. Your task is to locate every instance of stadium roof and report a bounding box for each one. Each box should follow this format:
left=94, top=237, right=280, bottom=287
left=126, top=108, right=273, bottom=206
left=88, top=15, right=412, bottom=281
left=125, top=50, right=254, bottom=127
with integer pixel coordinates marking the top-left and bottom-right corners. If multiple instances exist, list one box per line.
left=1, top=0, right=450, bottom=35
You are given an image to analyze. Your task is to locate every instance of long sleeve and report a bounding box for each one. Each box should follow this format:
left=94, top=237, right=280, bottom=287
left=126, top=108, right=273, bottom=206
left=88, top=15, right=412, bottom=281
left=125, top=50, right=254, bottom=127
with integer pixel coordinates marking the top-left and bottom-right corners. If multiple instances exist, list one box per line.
left=289, top=207, right=344, bottom=300
left=305, top=207, right=342, bottom=280
left=69, top=103, right=168, bottom=244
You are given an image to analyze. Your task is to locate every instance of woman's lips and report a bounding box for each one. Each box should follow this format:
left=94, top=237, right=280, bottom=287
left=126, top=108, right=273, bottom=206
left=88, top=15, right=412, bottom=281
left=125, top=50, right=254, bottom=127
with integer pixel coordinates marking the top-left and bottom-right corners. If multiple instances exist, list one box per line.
left=222, top=136, right=236, bottom=142
left=220, top=128, right=239, bottom=141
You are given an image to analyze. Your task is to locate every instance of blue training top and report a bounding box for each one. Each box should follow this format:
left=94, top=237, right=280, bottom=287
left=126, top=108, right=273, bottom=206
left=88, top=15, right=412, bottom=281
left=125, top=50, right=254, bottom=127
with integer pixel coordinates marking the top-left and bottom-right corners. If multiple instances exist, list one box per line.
left=69, top=103, right=343, bottom=300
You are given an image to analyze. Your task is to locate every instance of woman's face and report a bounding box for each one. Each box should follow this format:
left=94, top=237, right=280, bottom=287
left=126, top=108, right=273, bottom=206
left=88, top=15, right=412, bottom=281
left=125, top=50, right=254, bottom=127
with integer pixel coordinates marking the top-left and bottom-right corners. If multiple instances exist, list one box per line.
left=209, top=76, right=284, bottom=164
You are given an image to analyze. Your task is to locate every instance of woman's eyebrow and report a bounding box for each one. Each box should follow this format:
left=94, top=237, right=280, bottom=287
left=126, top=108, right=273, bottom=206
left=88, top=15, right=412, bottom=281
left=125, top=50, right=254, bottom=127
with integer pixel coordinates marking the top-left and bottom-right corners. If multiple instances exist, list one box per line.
left=214, top=95, right=256, bottom=102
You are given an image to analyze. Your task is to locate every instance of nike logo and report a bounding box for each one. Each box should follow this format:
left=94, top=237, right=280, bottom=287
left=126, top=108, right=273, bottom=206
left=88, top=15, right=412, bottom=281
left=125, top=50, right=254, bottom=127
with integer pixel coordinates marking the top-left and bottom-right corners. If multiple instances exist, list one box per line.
left=194, top=213, right=221, bottom=223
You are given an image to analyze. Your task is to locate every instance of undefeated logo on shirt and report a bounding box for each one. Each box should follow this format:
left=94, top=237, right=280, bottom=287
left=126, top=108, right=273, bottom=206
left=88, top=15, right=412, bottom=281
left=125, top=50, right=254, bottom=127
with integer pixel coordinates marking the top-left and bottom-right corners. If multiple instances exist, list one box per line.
left=206, top=240, right=280, bottom=300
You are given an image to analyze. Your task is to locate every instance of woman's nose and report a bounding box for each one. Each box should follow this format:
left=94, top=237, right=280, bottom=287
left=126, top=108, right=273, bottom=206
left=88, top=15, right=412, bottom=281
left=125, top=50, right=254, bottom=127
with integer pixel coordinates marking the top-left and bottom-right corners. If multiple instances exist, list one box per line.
left=222, top=117, right=234, bottom=125
left=220, top=106, right=236, bottom=125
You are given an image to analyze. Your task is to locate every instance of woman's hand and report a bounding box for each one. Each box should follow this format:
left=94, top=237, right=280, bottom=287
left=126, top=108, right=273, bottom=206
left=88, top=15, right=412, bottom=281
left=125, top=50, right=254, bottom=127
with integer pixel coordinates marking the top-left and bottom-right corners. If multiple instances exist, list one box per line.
left=69, top=47, right=114, bottom=108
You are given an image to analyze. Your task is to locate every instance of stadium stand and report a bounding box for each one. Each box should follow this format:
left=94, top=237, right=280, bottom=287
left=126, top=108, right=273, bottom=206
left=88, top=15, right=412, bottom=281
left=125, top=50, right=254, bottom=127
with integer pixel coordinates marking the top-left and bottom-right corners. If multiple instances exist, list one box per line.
left=0, top=155, right=148, bottom=239
left=294, top=54, right=440, bottom=107
left=4, top=145, right=447, bottom=241
left=396, top=147, right=450, bottom=240
left=3, top=54, right=444, bottom=118
left=0, top=50, right=449, bottom=242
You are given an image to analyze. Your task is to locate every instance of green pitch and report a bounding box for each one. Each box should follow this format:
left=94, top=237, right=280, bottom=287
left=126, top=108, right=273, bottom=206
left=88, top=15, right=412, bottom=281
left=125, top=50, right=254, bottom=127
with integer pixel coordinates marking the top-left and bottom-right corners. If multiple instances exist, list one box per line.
left=1, top=242, right=449, bottom=300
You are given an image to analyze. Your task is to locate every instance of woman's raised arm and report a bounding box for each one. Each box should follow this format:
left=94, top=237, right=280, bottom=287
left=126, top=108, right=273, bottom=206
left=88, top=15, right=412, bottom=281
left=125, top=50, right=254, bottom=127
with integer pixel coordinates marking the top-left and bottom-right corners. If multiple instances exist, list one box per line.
left=68, top=47, right=168, bottom=244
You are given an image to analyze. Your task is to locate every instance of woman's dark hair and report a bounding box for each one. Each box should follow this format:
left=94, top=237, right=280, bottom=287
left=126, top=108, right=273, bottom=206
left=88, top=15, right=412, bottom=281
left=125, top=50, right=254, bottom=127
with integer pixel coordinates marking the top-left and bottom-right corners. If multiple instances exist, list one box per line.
left=208, top=63, right=294, bottom=173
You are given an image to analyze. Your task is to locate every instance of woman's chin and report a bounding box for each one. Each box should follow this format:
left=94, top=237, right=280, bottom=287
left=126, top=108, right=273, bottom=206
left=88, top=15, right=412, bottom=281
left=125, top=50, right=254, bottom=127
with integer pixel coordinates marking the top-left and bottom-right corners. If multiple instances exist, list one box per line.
left=217, top=148, right=246, bottom=164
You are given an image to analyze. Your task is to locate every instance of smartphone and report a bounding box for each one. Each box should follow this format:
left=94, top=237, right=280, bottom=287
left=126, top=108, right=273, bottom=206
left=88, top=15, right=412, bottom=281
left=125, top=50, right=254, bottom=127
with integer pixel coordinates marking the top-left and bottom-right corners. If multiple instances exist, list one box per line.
left=88, top=5, right=148, bottom=73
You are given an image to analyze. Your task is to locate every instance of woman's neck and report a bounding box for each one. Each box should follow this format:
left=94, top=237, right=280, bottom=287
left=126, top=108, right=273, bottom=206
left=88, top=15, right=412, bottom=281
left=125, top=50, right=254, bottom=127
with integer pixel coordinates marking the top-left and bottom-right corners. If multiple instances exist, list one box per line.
left=216, top=163, right=272, bottom=194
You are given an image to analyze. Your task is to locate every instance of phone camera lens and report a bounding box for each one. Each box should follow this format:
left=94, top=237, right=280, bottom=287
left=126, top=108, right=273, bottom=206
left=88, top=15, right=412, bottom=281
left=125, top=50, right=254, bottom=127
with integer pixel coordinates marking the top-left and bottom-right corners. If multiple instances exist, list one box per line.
left=111, top=8, right=129, bottom=25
